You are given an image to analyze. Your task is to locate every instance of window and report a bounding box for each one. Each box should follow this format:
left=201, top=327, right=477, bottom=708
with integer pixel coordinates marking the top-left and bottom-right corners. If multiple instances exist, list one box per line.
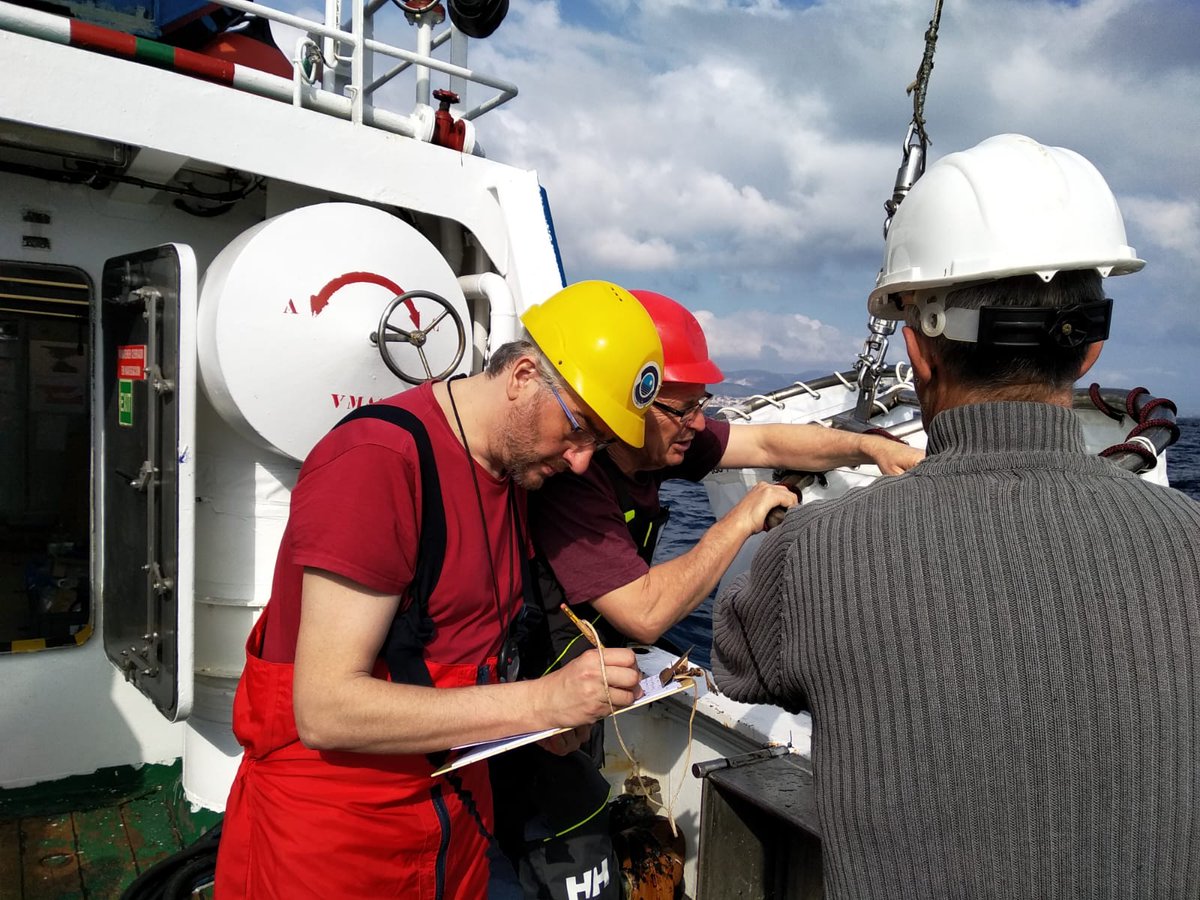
left=0, top=262, right=92, bottom=651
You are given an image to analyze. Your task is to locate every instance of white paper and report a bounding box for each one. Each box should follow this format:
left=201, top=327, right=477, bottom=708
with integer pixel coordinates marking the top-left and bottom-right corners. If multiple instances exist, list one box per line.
left=431, top=669, right=695, bottom=776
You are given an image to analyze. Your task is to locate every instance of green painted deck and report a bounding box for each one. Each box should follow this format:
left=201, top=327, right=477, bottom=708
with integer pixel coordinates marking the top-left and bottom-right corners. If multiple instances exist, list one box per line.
left=0, top=762, right=220, bottom=899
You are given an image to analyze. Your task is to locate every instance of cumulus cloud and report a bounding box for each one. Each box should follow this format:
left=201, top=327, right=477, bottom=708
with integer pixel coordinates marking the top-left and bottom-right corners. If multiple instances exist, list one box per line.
left=589, top=228, right=680, bottom=269
left=472, top=0, right=906, bottom=279
left=695, top=308, right=858, bottom=372
left=460, top=0, right=1199, bottom=410
left=1122, top=197, right=1200, bottom=262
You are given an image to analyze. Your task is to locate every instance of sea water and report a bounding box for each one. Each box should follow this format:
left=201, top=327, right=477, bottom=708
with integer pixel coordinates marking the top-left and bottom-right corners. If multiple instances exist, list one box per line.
left=659, top=418, right=1200, bottom=669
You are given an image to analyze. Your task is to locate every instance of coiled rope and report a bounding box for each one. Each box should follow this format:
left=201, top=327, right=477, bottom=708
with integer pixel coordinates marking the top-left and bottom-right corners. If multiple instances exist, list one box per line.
left=1088, top=384, right=1181, bottom=472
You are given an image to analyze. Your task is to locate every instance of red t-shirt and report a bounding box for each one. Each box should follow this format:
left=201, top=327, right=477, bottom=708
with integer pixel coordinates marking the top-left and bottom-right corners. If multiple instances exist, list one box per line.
left=261, top=382, right=526, bottom=667
left=528, top=417, right=730, bottom=604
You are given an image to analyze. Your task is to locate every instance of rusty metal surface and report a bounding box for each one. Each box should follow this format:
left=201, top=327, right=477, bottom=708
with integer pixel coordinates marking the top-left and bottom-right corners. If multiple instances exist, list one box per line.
left=0, top=762, right=218, bottom=899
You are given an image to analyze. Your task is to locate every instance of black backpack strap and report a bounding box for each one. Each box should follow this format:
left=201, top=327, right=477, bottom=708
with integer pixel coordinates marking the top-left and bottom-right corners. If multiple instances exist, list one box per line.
left=333, top=404, right=446, bottom=687
left=523, top=455, right=657, bottom=676
left=597, top=452, right=669, bottom=566
left=336, top=402, right=512, bottom=841
left=524, top=557, right=624, bottom=676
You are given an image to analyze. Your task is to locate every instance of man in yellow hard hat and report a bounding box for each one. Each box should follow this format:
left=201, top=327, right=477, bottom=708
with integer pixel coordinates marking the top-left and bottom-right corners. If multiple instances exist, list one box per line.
left=215, top=281, right=664, bottom=900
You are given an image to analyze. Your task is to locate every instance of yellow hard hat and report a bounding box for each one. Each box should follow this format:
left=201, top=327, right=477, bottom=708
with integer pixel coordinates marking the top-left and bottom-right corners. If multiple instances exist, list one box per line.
left=521, top=281, right=663, bottom=448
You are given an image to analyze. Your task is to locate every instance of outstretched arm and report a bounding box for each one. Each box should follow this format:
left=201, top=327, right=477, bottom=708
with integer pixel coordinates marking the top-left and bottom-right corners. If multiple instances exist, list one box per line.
left=711, top=525, right=804, bottom=712
left=590, top=480, right=798, bottom=643
left=720, top=423, right=922, bottom=475
left=292, top=570, right=643, bottom=754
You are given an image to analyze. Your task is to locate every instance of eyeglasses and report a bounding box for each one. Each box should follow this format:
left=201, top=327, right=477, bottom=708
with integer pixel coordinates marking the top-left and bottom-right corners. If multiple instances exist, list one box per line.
left=547, top=382, right=614, bottom=451
left=652, top=392, right=713, bottom=424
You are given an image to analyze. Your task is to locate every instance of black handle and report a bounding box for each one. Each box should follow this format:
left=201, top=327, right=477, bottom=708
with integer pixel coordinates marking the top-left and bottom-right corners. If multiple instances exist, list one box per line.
left=762, top=471, right=819, bottom=531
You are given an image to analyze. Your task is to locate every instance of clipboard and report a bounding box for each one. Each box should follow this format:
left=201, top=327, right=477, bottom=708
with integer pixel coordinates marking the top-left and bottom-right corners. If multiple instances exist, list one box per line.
left=431, top=670, right=695, bottom=776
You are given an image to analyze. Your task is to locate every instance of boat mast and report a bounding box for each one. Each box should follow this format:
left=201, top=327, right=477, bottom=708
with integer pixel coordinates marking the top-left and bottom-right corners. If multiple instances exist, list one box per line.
left=853, top=0, right=943, bottom=421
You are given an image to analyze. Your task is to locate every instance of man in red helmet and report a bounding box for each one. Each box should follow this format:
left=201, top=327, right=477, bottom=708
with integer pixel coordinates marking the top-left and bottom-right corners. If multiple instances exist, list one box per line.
left=525, top=289, right=921, bottom=659
left=490, top=291, right=921, bottom=897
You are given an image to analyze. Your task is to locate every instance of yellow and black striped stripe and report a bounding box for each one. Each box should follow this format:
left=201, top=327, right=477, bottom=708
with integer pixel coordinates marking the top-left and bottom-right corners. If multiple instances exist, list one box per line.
left=1, top=623, right=93, bottom=654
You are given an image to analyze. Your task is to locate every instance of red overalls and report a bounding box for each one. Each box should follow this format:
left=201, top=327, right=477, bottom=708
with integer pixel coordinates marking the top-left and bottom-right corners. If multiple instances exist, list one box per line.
left=214, top=612, right=496, bottom=899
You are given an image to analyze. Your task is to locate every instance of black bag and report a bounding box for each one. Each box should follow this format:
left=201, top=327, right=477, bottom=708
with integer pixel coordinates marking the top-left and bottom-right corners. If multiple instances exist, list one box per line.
left=492, top=747, right=620, bottom=900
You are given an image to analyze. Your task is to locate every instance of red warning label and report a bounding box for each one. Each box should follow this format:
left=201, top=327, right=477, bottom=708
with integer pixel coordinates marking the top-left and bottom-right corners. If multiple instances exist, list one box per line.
left=117, top=345, right=147, bottom=381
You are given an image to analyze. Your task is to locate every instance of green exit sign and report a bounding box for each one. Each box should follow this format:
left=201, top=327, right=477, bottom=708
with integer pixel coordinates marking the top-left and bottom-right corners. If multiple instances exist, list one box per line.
left=118, top=379, right=134, bottom=427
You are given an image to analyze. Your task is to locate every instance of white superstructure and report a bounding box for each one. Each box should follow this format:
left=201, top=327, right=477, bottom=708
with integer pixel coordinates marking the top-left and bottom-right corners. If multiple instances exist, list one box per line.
left=0, top=0, right=561, bottom=807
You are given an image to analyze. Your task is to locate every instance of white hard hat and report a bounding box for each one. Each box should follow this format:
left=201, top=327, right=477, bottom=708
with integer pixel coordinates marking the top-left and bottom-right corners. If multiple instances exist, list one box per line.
left=868, top=133, right=1144, bottom=319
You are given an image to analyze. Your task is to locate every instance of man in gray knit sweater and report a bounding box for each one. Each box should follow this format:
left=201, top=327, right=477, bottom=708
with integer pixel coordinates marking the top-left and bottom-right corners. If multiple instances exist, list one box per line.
left=712, top=133, right=1200, bottom=899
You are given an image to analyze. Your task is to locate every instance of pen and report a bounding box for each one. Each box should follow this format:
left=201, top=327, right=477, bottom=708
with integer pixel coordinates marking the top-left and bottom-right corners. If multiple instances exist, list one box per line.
left=560, top=603, right=602, bottom=649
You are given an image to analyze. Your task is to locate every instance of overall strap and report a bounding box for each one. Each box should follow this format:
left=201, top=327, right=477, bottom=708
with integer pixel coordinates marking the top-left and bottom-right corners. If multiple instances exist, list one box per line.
left=333, top=404, right=446, bottom=687
left=596, top=452, right=670, bottom=565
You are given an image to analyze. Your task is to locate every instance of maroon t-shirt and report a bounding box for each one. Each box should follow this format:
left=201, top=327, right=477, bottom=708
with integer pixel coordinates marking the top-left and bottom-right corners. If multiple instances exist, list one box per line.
left=261, top=382, right=527, bottom=666
left=528, top=417, right=730, bottom=604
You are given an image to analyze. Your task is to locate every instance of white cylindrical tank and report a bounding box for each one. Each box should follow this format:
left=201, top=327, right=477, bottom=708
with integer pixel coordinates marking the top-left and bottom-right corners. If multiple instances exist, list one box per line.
left=198, top=202, right=471, bottom=462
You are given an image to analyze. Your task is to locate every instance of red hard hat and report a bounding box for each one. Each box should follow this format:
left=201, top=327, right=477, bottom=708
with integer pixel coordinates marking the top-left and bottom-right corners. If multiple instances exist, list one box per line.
left=630, top=290, right=724, bottom=385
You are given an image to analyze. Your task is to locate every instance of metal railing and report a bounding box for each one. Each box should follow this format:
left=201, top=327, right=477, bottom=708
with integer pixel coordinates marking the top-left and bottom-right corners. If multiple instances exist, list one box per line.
left=0, top=0, right=517, bottom=141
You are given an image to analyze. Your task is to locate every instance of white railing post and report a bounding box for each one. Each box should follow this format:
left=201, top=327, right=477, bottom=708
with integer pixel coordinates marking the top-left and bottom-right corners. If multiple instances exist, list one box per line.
left=360, top=0, right=375, bottom=104
left=449, top=23, right=467, bottom=104
left=350, top=0, right=364, bottom=124
left=322, top=0, right=340, bottom=93
left=414, top=16, right=432, bottom=107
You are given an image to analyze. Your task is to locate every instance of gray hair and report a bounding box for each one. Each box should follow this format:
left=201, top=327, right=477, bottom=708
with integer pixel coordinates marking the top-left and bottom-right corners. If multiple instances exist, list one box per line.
left=928, top=270, right=1105, bottom=391
left=485, top=339, right=561, bottom=384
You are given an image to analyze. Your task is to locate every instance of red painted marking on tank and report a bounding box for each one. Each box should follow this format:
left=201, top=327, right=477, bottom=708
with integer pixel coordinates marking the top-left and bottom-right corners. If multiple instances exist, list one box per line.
left=308, top=272, right=420, bottom=327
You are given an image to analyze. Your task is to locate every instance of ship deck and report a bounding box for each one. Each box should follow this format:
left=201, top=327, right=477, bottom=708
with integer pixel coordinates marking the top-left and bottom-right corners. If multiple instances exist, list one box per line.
left=0, top=762, right=218, bottom=899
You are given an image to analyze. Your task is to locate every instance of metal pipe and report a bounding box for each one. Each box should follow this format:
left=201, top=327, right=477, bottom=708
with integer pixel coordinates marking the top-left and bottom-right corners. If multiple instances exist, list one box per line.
left=365, top=27, right=451, bottom=94
left=449, top=24, right=467, bottom=101
left=350, top=0, right=364, bottom=125
left=322, top=0, right=340, bottom=92
left=342, top=0, right=389, bottom=31
left=360, top=36, right=517, bottom=120
left=691, top=745, right=790, bottom=779
left=458, top=273, right=518, bottom=365
left=415, top=17, right=432, bottom=107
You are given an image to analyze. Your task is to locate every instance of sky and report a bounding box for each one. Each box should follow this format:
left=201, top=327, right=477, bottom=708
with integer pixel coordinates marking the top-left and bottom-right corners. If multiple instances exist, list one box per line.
left=283, top=0, right=1200, bottom=412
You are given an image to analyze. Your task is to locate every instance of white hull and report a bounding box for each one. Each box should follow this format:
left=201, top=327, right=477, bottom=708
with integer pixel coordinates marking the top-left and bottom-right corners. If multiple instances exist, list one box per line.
left=603, top=645, right=814, bottom=892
